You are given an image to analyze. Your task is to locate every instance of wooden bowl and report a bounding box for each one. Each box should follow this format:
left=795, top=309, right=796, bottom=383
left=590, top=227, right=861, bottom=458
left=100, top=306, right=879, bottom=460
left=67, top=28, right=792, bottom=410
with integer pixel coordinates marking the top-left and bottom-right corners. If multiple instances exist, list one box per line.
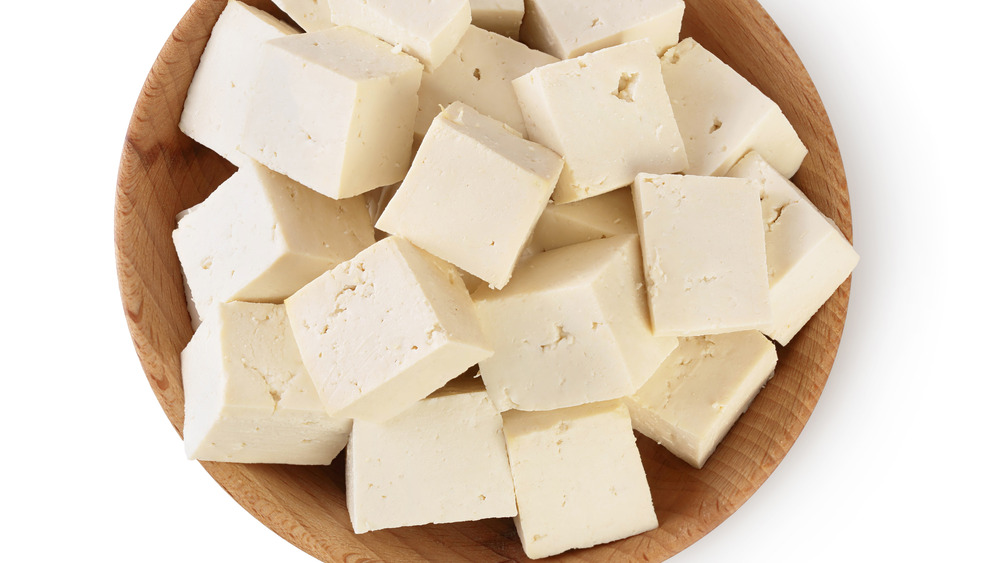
left=115, top=1, right=853, bottom=560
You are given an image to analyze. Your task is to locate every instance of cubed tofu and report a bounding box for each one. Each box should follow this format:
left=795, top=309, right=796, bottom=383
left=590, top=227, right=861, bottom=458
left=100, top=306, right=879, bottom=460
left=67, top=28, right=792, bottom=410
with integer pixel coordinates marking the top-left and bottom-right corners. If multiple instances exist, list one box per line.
left=179, top=1, right=297, bottom=166
left=473, top=235, right=678, bottom=411
left=502, top=400, right=658, bottom=559
left=728, top=152, right=859, bottom=344
left=415, top=25, right=557, bottom=139
left=242, top=27, right=423, bottom=199
left=521, top=0, right=684, bottom=59
left=284, top=236, right=493, bottom=422
left=272, top=0, right=333, bottom=32
left=625, top=331, right=778, bottom=468
left=346, top=379, right=517, bottom=533
left=514, top=41, right=687, bottom=204
left=377, top=102, right=563, bottom=289
left=529, top=187, right=637, bottom=253
left=329, top=0, right=472, bottom=69
left=470, top=0, right=524, bottom=39
left=182, top=302, right=351, bottom=465
left=633, top=173, right=771, bottom=336
left=660, top=38, right=807, bottom=178
left=173, top=163, right=375, bottom=325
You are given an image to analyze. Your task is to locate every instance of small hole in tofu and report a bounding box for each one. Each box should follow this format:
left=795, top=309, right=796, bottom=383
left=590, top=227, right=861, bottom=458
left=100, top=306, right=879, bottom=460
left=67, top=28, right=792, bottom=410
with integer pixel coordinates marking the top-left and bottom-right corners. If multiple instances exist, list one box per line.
left=591, top=18, right=602, bottom=27
left=614, top=72, right=639, bottom=102
left=710, top=118, right=723, bottom=134
left=473, top=68, right=481, bottom=80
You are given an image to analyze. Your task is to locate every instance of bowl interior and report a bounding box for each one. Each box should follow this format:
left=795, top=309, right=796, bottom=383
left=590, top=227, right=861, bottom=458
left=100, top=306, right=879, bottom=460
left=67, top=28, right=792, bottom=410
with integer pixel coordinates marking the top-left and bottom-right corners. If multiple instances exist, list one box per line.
left=115, top=1, right=852, bottom=560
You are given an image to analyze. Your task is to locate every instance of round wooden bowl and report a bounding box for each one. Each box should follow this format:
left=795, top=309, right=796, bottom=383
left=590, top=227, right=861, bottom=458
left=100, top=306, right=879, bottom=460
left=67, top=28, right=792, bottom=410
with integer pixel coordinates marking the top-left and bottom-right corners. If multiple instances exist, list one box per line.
left=115, top=1, right=853, bottom=560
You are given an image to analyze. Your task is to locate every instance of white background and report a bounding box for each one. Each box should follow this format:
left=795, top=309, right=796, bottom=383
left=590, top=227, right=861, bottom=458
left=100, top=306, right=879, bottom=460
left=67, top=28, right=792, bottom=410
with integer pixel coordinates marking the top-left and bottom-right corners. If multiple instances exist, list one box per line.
left=2, top=1, right=996, bottom=561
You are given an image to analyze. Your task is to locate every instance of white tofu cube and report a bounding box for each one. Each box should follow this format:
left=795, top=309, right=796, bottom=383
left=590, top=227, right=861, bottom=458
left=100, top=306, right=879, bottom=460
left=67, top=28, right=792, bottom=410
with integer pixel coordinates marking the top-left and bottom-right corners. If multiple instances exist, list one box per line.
left=415, top=25, right=557, bottom=139
left=521, top=0, right=684, bottom=59
left=173, top=163, right=375, bottom=324
left=625, top=331, right=778, bottom=468
left=529, top=187, right=637, bottom=253
left=660, top=38, right=808, bottom=178
left=473, top=235, right=678, bottom=412
left=272, top=0, right=333, bottom=32
left=728, top=152, right=860, bottom=344
left=346, top=379, right=517, bottom=533
left=182, top=302, right=351, bottom=465
left=633, top=173, right=771, bottom=336
left=376, top=102, right=563, bottom=289
left=284, top=236, right=493, bottom=422
left=329, top=0, right=472, bottom=70
left=470, top=0, right=524, bottom=39
left=179, top=1, right=297, bottom=166
left=502, top=400, right=658, bottom=559
left=514, top=41, right=687, bottom=204
left=242, top=27, right=423, bottom=199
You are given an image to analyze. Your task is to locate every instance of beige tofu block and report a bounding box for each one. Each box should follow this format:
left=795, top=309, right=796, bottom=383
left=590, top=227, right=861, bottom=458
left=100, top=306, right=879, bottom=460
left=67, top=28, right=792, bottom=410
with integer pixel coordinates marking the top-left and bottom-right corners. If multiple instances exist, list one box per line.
left=242, top=27, right=422, bottom=199
left=285, top=237, right=493, bottom=422
left=633, top=173, right=771, bottom=336
left=415, top=25, right=557, bottom=139
left=272, top=0, right=333, bottom=31
left=173, top=163, right=375, bottom=325
left=625, top=331, right=777, bottom=468
left=661, top=38, right=807, bottom=178
left=728, top=152, right=860, bottom=344
left=521, top=0, right=684, bottom=59
left=530, top=187, right=637, bottom=253
left=346, top=379, right=516, bottom=533
left=329, top=0, right=471, bottom=69
left=470, top=0, right=524, bottom=39
left=514, top=40, right=687, bottom=204
left=503, top=400, right=658, bottom=559
left=473, top=235, right=678, bottom=412
left=377, top=102, right=563, bottom=289
left=182, top=302, right=351, bottom=465
left=179, top=1, right=297, bottom=166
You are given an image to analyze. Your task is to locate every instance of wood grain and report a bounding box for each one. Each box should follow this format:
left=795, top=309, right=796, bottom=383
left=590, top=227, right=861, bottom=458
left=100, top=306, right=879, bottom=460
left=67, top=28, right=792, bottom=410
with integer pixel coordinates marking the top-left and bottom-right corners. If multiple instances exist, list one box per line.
left=114, top=1, right=854, bottom=561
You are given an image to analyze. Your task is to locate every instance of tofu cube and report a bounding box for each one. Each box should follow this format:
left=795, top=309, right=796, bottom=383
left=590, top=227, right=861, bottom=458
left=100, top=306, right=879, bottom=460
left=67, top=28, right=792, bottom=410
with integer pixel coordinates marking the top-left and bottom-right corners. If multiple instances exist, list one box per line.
left=661, top=38, right=808, bottom=178
left=173, top=163, right=375, bottom=324
left=376, top=102, right=563, bottom=289
left=728, top=152, right=859, bottom=344
left=633, top=173, right=771, bottom=336
left=625, top=331, right=778, bottom=468
left=503, top=400, right=658, bottom=559
left=242, top=27, right=423, bottom=199
left=521, top=0, right=684, bottom=59
left=285, top=236, right=493, bottom=422
left=272, top=0, right=333, bottom=32
left=471, top=0, right=524, bottom=39
left=179, top=1, right=297, bottom=166
left=182, top=302, right=351, bottom=464
left=529, top=187, right=637, bottom=253
left=473, top=235, right=678, bottom=412
left=514, top=41, right=687, bottom=204
left=346, top=379, right=517, bottom=533
left=329, top=0, right=471, bottom=70
left=415, top=25, right=558, bottom=139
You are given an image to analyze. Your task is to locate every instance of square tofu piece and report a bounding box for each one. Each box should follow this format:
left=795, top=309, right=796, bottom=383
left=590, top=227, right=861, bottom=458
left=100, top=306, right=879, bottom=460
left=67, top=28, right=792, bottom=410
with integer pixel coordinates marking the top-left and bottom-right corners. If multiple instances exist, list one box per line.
left=242, top=27, right=423, bottom=199
left=285, top=236, right=493, bottom=422
left=182, top=302, right=351, bottom=464
left=625, top=331, right=778, bottom=468
left=529, top=187, right=637, bottom=253
left=521, top=0, right=684, bottom=59
left=179, top=1, right=297, bottom=166
left=473, top=235, right=678, bottom=412
left=376, top=102, right=563, bottom=289
left=272, top=0, right=333, bottom=32
left=514, top=41, right=687, bottom=204
left=415, top=25, right=557, bottom=139
left=329, top=0, right=471, bottom=70
left=728, top=152, right=859, bottom=344
left=346, top=379, right=517, bottom=533
left=471, top=0, right=524, bottom=39
left=503, top=400, right=658, bottom=559
left=661, top=38, right=807, bottom=178
left=633, top=174, right=771, bottom=336
left=173, top=163, right=375, bottom=324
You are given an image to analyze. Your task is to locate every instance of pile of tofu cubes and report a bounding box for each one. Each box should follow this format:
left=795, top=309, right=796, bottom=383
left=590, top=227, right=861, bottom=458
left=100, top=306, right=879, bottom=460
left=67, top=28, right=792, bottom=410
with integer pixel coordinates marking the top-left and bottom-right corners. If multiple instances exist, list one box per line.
left=173, top=0, right=859, bottom=558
